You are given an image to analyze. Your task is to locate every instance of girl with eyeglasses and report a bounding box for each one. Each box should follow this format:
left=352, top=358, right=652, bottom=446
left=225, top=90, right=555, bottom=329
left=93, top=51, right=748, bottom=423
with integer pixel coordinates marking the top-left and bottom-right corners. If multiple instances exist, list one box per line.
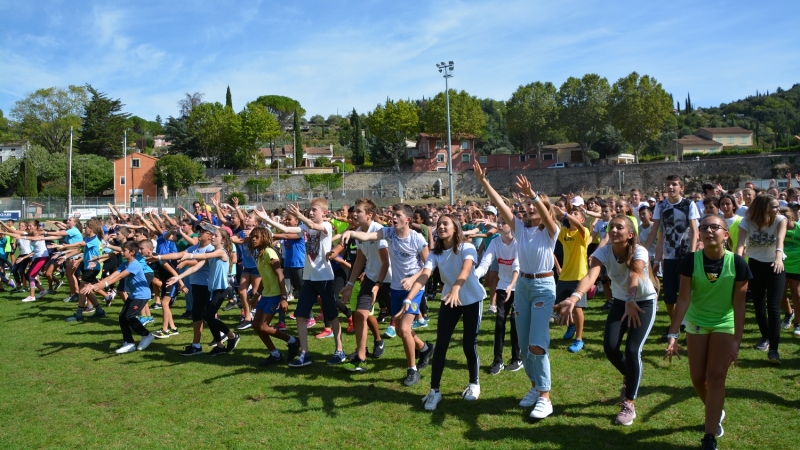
left=736, top=194, right=786, bottom=363
left=665, top=214, right=751, bottom=450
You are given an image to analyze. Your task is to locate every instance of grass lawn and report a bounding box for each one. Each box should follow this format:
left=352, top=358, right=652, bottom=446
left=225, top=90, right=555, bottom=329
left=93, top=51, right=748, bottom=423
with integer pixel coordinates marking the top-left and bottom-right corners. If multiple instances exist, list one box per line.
left=1, top=286, right=798, bottom=450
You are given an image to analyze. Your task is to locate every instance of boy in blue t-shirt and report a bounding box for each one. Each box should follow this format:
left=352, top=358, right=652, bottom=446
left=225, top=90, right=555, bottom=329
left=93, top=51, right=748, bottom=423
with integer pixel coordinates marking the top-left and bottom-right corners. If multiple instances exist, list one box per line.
left=80, top=240, right=155, bottom=354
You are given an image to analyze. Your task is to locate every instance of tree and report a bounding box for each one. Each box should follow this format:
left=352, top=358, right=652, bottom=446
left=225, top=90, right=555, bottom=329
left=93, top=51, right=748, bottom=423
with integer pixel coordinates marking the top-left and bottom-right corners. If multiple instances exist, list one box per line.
left=185, top=102, right=240, bottom=169
left=10, top=85, right=87, bottom=154
left=155, top=115, right=162, bottom=127
left=178, top=92, right=204, bottom=117
left=162, top=116, right=198, bottom=155
left=250, top=95, right=305, bottom=129
left=238, top=102, right=281, bottom=172
left=591, top=125, right=628, bottom=159
left=507, top=81, right=559, bottom=167
left=71, top=154, right=114, bottom=196
left=609, top=72, right=673, bottom=162
left=424, top=89, right=486, bottom=142
left=225, top=86, right=232, bottom=110
left=0, top=109, right=18, bottom=142
left=475, top=98, right=512, bottom=155
left=350, top=109, right=365, bottom=165
left=77, top=85, right=130, bottom=159
left=154, top=154, right=205, bottom=195
left=365, top=99, right=420, bottom=172
left=326, top=114, right=344, bottom=126
left=309, top=115, right=325, bottom=125
left=558, top=74, right=611, bottom=164
left=293, top=109, right=304, bottom=167
left=18, top=158, right=37, bottom=197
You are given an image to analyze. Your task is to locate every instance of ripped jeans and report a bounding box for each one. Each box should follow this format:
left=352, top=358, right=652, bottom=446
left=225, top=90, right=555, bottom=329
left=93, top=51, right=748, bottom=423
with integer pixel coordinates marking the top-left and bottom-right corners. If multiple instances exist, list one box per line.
left=514, top=275, right=556, bottom=392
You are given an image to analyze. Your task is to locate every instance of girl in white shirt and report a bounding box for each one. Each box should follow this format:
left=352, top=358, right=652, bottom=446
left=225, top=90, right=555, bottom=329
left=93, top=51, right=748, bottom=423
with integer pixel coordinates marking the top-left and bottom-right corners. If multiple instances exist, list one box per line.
left=473, top=161, right=560, bottom=420
left=404, top=214, right=485, bottom=411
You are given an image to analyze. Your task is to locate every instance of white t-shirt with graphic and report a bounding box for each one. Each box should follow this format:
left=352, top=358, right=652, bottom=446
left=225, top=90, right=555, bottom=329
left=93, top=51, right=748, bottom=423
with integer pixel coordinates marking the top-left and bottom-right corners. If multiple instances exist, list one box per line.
left=382, top=226, right=427, bottom=290
left=300, top=222, right=334, bottom=281
left=591, top=245, right=657, bottom=301
left=357, top=221, right=392, bottom=283
left=474, top=237, right=519, bottom=291
left=653, top=198, right=700, bottom=260
left=739, top=215, right=786, bottom=263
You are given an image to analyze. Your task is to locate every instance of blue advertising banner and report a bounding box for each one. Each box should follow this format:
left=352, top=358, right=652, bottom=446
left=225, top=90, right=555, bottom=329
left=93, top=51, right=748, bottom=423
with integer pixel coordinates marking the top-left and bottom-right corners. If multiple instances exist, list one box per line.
left=0, top=211, right=21, bottom=220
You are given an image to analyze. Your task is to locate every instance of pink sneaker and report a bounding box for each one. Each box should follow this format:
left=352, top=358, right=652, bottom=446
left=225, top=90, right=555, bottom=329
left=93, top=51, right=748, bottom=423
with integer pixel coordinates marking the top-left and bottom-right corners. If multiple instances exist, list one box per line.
left=315, top=313, right=324, bottom=322
left=316, top=328, right=333, bottom=339
left=275, top=322, right=286, bottom=331
left=306, top=318, right=317, bottom=328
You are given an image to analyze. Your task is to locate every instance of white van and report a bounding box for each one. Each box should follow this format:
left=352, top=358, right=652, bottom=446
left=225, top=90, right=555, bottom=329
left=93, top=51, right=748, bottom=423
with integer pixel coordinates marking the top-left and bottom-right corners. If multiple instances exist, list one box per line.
left=548, top=162, right=565, bottom=169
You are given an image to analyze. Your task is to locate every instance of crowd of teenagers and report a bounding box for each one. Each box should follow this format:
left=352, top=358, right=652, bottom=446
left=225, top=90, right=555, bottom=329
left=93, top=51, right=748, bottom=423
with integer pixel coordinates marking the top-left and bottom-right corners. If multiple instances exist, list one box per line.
left=3, top=167, right=800, bottom=449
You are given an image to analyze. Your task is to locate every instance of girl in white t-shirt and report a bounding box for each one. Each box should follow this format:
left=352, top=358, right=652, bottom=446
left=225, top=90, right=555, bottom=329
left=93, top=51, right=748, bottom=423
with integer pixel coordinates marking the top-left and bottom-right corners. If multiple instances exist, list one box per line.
left=736, top=194, right=786, bottom=363
left=404, top=214, right=485, bottom=411
left=556, top=215, right=659, bottom=426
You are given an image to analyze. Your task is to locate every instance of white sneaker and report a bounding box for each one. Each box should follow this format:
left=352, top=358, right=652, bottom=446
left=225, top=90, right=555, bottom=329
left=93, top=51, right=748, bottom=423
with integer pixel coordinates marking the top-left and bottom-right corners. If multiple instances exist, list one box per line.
left=115, top=342, right=136, bottom=354
left=462, top=383, right=480, bottom=401
left=530, top=397, right=553, bottom=419
left=717, top=409, right=725, bottom=438
left=21, top=296, right=36, bottom=303
left=794, top=324, right=800, bottom=337
left=137, top=333, right=155, bottom=351
left=422, top=389, right=442, bottom=411
left=519, top=387, right=539, bottom=407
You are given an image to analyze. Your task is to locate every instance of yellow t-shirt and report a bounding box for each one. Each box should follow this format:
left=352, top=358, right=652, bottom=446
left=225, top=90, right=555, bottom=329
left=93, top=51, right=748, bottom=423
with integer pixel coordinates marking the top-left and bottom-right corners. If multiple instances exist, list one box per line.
left=558, top=226, right=591, bottom=281
left=256, top=247, right=281, bottom=297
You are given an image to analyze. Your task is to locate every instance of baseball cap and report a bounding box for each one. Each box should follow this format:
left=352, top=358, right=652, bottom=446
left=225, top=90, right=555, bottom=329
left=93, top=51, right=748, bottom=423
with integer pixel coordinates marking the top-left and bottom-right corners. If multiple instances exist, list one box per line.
left=199, top=223, right=217, bottom=234
left=483, top=205, right=498, bottom=215
left=571, top=197, right=585, bottom=207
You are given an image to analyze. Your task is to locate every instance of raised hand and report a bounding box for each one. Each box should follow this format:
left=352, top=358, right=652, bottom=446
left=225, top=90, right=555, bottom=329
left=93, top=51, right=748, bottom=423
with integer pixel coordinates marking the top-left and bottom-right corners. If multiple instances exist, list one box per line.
left=515, top=175, right=535, bottom=198
left=472, top=160, right=486, bottom=182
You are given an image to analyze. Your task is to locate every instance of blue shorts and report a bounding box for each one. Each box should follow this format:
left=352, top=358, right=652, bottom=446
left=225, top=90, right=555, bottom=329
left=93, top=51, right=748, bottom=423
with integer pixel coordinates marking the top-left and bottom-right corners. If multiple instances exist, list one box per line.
left=390, top=288, right=425, bottom=316
left=242, top=267, right=259, bottom=276
left=256, top=295, right=282, bottom=314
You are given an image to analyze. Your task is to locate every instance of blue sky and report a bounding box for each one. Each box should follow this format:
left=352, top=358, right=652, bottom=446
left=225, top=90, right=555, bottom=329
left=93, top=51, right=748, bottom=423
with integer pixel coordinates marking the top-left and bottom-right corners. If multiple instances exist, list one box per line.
left=1, top=0, right=798, bottom=122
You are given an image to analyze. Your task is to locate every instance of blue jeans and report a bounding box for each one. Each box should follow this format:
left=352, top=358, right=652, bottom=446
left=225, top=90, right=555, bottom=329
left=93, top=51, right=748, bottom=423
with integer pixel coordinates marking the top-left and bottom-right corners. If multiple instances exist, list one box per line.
left=514, top=276, right=556, bottom=392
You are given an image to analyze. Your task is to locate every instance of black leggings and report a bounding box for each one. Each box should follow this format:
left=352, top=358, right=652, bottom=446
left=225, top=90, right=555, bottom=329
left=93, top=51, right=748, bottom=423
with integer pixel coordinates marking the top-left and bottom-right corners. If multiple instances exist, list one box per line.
left=119, top=298, right=150, bottom=343
left=323, top=275, right=352, bottom=327
left=430, top=301, right=482, bottom=390
left=206, top=289, right=232, bottom=343
left=11, top=257, right=30, bottom=285
left=493, top=289, right=520, bottom=364
left=603, top=299, right=656, bottom=400
left=749, top=258, right=786, bottom=351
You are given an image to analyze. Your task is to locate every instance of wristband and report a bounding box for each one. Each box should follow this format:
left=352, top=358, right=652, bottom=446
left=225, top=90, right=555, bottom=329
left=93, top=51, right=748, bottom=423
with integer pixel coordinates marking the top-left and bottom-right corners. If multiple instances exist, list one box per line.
left=158, top=255, right=162, bottom=261
left=190, top=253, right=194, bottom=260
left=531, top=194, right=539, bottom=203
left=777, top=248, right=784, bottom=253
left=346, top=281, right=355, bottom=287
left=666, top=333, right=680, bottom=340
left=403, top=299, right=412, bottom=305
left=104, top=281, right=108, bottom=288
left=569, top=293, right=581, bottom=301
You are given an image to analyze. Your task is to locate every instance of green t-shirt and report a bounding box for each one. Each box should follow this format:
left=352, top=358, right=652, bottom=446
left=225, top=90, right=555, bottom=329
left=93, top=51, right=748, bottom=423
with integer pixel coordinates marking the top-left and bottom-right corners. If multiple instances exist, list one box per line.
left=784, top=225, right=800, bottom=275
left=176, top=233, right=198, bottom=252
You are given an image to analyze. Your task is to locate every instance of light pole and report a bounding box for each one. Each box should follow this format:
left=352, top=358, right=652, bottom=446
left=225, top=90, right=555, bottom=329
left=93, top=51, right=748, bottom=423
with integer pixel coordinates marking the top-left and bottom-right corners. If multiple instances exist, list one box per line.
left=276, top=158, right=281, bottom=201
left=436, top=61, right=455, bottom=205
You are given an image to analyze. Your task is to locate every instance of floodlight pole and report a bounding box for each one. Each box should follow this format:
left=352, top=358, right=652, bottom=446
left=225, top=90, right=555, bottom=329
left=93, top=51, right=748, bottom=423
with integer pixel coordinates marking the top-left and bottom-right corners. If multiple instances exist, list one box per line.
left=437, top=61, right=455, bottom=205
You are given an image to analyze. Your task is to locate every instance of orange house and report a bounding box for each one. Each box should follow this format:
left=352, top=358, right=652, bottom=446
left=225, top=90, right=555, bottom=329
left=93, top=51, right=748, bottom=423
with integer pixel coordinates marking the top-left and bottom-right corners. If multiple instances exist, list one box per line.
left=113, top=153, right=158, bottom=206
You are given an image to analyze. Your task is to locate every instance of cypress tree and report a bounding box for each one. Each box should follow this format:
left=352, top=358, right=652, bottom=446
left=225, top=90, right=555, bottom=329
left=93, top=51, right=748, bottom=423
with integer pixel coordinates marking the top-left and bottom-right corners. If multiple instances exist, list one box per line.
left=351, top=108, right=365, bottom=165
left=293, top=110, right=303, bottom=167
left=225, top=86, right=232, bottom=109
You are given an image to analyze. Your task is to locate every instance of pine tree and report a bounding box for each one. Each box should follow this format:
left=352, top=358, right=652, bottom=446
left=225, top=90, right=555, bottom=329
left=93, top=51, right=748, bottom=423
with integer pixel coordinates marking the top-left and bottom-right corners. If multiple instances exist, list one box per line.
left=293, top=110, right=303, bottom=167
left=155, top=114, right=162, bottom=126
left=225, top=86, right=232, bottom=110
left=350, top=108, right=365, bottom=165
left=677, top=101, right=681, bottom=111
left=17, top=158, right=37, bottom=197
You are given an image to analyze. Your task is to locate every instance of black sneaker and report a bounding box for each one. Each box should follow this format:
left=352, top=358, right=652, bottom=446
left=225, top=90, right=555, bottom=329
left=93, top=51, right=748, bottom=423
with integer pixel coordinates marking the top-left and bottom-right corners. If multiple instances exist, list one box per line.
left=377, top=310, right=391, bottom=323
left=417, top=342, right=435, bottom=370
left=226, top=334, right=241, bottom=352
left=235, top=320, right=252, bottom=331
left=768, top=350, right=781, bottom=365
left=287, top=338, right=300, bottom=360
left=208, top=334, right=228, bottom=346
left=180, top=311, right=193, bottom=319
left=489, top=361, right=504, bottom=375
left=402, top=368, right=420, bottom=386
left=753, top=338, right=769, bottom=351
left=222, top=301, right=238, bottom=312
left=372, top=339, right=385, bottom=359
left=208, top=346, right=228, bottom=356
left=259, top=353, right=284, bottom=367
left=600, top=300, right=612, bottom=310
left=505, top=360, right=523, bottom=372
left=701, top=433, right=717, bottom=450
left=152, top=303, right=163, bottom=310
left=180, top=345, right=203, bottom=356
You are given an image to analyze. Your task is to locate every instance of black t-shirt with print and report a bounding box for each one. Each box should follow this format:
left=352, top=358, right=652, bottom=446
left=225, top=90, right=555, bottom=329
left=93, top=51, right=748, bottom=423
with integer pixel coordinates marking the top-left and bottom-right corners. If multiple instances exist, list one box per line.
left=678, top=252, right=751, bottom=283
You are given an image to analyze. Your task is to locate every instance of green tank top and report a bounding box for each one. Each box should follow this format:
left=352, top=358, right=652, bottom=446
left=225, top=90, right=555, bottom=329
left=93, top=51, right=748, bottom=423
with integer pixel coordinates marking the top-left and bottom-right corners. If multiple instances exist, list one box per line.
left=686, top=250, right=736, bottom=329
left=784, top=224, right=800, bottom=274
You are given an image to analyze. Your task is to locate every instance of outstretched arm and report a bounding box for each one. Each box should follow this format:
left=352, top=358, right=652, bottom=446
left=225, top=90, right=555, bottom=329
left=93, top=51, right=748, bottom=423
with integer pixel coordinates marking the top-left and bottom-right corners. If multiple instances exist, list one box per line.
left=472, top=161, right=515, bottom=231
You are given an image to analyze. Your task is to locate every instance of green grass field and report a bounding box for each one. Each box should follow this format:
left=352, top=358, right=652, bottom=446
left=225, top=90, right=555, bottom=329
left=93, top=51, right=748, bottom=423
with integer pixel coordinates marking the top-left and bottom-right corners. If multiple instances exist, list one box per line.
left=1, top=286, right=798, bottom=450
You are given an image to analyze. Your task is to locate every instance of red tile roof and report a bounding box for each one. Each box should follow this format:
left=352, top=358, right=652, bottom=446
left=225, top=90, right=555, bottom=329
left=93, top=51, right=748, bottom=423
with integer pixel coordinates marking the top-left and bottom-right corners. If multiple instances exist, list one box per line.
left=698, top=127, right=751, bottom=134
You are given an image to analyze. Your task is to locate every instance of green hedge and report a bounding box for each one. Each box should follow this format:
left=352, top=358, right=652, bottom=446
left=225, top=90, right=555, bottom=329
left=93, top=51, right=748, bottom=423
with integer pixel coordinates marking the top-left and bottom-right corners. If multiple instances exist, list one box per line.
left=304, top=173, right=342, bottom=190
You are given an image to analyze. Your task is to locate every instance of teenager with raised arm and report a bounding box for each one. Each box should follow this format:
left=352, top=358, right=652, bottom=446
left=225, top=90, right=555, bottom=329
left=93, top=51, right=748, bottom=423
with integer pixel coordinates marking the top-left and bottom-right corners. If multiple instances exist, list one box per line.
left=473, top=160, right=560, bottom=419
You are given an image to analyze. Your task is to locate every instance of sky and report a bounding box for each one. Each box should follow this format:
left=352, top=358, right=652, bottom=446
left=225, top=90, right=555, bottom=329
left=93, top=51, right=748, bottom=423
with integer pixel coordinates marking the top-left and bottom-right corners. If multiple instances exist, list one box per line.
left=1, top=0, right=799, bottom=122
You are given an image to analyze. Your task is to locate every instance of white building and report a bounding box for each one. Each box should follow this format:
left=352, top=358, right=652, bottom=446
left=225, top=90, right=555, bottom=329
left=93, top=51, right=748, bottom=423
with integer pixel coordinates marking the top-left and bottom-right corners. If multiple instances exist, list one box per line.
left=0, top=140, right=30, bottom=163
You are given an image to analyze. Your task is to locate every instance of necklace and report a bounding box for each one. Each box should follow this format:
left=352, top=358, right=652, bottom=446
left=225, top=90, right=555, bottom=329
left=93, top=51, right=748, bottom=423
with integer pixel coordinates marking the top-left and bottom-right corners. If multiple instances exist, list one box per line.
left=613, top=248, right=627, bottom=263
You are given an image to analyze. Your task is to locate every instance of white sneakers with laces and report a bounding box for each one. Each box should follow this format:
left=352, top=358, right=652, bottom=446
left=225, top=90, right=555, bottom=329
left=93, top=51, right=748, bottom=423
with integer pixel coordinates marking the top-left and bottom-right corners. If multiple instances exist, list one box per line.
left=115, top=342, right=136, bottom=354
left=519, top=387, right=539, bottom=408
left=422, top=390, right=442, bottom=411
left=462, top=384, right=481, bottom=401
left=530, top=397, right=553, bottom=419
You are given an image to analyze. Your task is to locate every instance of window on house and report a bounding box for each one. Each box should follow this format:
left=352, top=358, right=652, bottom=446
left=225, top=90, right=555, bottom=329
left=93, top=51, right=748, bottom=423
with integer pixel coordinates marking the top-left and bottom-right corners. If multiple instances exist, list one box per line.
left=437, top=167, right=448, bottom=172
left=436, top=140, right=444, bottom=149
left=714, top=138, right=722, bottom=143
left=10, top=148, right=15, bottom=152
left=436, top=153, right=446, bottom=162
left=479, top=156, right=487, bottom=164
left=543, top=154, right=553, bottom=160
left=519, top=155, right=526, bottom=162
left=692, top=148, right=698, bottom=152
left=461, top=140, right=469, bottom=150
left=120, top=176, right=125, bottom=185
left=132, top=159, right=140, bottom=168
left=461, top=153, right=470, bottom=163
left=740, top=136, right=747, bottom=144
left=727, top=137, right=734, bottom=144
